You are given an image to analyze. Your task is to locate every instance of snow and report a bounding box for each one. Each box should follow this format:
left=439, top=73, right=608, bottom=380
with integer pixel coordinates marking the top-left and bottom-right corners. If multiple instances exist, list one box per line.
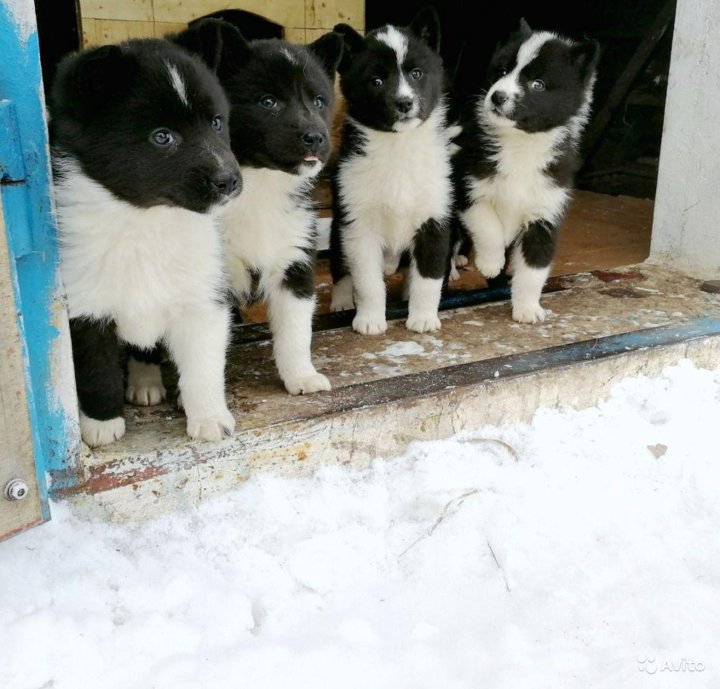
left=2, top=360, right=720, bottom=688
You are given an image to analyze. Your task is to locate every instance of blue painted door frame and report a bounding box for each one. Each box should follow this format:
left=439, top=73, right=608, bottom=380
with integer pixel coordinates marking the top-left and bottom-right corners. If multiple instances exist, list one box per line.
left=1, top=1, right=77, bottom=523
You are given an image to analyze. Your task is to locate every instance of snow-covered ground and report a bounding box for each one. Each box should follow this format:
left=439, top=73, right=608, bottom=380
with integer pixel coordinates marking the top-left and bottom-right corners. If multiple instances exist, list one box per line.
left=2, top=360, right=719, bottom=689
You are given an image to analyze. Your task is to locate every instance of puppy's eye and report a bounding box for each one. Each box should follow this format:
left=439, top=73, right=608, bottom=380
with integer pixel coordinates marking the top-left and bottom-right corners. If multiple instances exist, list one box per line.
left=530, top=79, right=545, bottom=91
left=410, top=68, right=423, bottom=80
left=260, top=95, right=278, bottom=109
left=211, top=115, right=223, bottom=131
left=150, top=128, right=175, bottom=147
left=370, top=77, right=384, bottom=87
left=314, top=96, right=326, bottom=110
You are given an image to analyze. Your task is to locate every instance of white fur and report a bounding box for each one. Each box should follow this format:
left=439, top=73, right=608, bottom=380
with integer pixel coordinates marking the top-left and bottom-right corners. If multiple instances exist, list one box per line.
left=126, top=359, right=166, bottom=406
left=509, top=246, right=550, bottom=324
left=375, top=26, right=408, bottom=64
left=79, top=413, right=126, bottom=448
left=462, top=32, right=595, bottom=322
left=55, top=158, right=235, bottom=442
left=333, top=105, right=453, bottom=334
left=165, top=61, right=189, bottom=107
left=221, top=167, right=330, bottom=394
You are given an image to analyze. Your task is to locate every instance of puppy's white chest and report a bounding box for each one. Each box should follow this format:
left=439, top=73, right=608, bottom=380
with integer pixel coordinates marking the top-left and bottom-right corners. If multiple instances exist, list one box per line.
left=56, top=167, right=223, bottom=347
left=340, top=111, right=452, bottom=248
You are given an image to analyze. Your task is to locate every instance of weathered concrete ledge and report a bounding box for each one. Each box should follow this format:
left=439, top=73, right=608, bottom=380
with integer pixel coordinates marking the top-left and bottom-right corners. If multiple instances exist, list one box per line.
left=57, top=314, right=720, bottom=521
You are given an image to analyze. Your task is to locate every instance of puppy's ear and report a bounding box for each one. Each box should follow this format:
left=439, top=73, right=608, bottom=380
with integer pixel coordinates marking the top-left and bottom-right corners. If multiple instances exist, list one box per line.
left=52, top=45, right=139, bottom=114
left=519, top=18, right=533, bottom=39
left=333, top=23, right=365, bottom=73
left=570, top=38, right=601, bottom=80
left=308, top=31, right=344, bottom=79
left=409, top=6, right=441, bottom=52
left=172, top=18, right=251, bottom=78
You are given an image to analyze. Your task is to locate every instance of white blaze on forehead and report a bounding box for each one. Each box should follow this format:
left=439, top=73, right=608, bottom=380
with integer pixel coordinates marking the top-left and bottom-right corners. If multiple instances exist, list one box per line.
left=376, top=25, right=409, bottom=65
left=485, top=31, right=557, bottom=118
left=165, top=61, right=189, bottom=107
left=280, top=47, right=297, bottom=65
left=514, top=31, right=556, bottom=73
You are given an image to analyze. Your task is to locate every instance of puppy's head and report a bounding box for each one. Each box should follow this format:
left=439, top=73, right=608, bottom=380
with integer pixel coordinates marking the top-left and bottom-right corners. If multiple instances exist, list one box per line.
left=175, top=19, right=343, bottom=178
left=484, top=20, right=600, bottom=133
left=51, top=40, right=241, bottom=214
left=334, top=8, right=445, bottom=133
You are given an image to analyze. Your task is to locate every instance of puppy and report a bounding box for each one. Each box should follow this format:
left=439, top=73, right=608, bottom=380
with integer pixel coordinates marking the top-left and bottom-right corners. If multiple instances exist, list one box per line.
left=51, top=39, right=240, bottom=446
left=453, top=20, right=599, bottom=323
left=329, top=8, right=454, bottom=335
left=174, top=20, right=342, bottom=395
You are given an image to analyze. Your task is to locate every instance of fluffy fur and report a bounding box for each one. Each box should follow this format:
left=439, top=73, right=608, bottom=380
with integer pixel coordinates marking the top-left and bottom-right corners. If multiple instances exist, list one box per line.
left=51, top=39, right=240, bottom=446
left=174, top=19, right=343, bottom=394
left=330, top=9, right=454, bottom=335
left=452, top=20, right=599, bottom=323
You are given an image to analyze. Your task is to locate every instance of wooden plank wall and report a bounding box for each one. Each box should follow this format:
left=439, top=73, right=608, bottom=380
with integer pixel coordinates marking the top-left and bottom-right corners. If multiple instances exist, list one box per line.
left=79, top=0, right=365, bottom=46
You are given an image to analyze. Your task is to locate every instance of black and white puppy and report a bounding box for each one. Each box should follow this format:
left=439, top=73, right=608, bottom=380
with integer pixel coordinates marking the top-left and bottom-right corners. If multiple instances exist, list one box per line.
left=453, top=20, right=599, bottom=323
left=51, top=39, right=240, bottom=446
left=175, top=19, right=342, bottom=394
left=330, top=9, right=454, bottom=335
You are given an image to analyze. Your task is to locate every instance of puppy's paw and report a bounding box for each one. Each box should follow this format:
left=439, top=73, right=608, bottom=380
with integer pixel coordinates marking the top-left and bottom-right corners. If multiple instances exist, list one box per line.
left=330, top=277, right=355, bottom=312
left=186, top=408, right=236, bottom=442
left=284, top=372, right=332, bottom=396
left=449, top=264, right=461, bottom=282
left=383, top=255, right=400, bottom=276
left=475, top=252, right=506, bottom=279
left=454, top=254, right=469, bottom=268
left=512, top=301, right=547, bottom=324
left=126, top=383, right=166, bottom=406
left=406, top=313, right=442, bottom=333
left=353, top=314, right=387, bottom=335
left=126, top=361, right=166, bottom=406
left=80, top=413, right=126, bottom=447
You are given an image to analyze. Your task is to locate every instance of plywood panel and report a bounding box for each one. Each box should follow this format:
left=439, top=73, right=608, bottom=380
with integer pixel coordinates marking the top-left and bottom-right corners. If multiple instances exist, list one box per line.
left=95, top=19, right=156, bottom=44
left=152, top=0, right=305, bottom=30
left=284, top=27, right=306, bottom=43
left=155, top=22, right=188, bottom=39
left=0, top=195, right=44, bottom=540
left=81, top=17, right=98, bottom=47
left=80, top=0, right=153, bottom=22
left=306, top=0, right=363, bottom=28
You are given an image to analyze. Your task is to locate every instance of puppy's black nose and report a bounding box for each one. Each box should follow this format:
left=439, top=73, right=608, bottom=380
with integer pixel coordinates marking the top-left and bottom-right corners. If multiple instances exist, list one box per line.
left=395, top=97, right=414, bottom=114
left=211, top=172, right=239, bottom=196
left=302, top=132, right=325, bottom=153
left=491, top=91, right=508, bottom=107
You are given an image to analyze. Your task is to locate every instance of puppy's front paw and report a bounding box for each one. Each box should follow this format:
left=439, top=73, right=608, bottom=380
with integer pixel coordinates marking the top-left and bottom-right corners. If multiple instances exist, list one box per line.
left=449, top=265, right=461, bottom=282
left=454, top=254, right=469, bottom=268
left=406, top=313, right=442, bottom=333
left=80, top=413, right=126, bottom=447
left=475, top=252, right=505, bottom=279
left=126, top=361, right=166, bottom=406
left=284, top=372, right=332, bottom=396
left=353, top=314, right=387, bottom=335
left=186, top=408, right=235, bottom=442
left=126, top=383, right=166, bottom=406
left=330, top=277, right=355, bottom=312
left=512, top=301, right=547, bottom=324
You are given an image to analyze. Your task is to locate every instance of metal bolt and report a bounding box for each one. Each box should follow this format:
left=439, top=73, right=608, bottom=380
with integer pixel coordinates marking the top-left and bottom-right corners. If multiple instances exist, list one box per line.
left=4, top=479, right=29, bottom=501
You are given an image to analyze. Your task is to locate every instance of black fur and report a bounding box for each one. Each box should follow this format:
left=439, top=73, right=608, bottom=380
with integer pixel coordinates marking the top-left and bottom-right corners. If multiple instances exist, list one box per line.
left=174, top=19, right=342, bottom=174
left=51, top=40, right=240, bottom=213
left=414, top=218, right=451, bottom=280
left=69, top=319, right=124, bottom=422
left=333, top=12, right=445, bottom=132
left=518, top=220, right=558, bottom=268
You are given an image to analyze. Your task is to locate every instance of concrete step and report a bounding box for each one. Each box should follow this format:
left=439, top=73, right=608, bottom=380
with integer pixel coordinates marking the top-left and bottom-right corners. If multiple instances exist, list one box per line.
left=54, top=264, right=720, bottom=520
